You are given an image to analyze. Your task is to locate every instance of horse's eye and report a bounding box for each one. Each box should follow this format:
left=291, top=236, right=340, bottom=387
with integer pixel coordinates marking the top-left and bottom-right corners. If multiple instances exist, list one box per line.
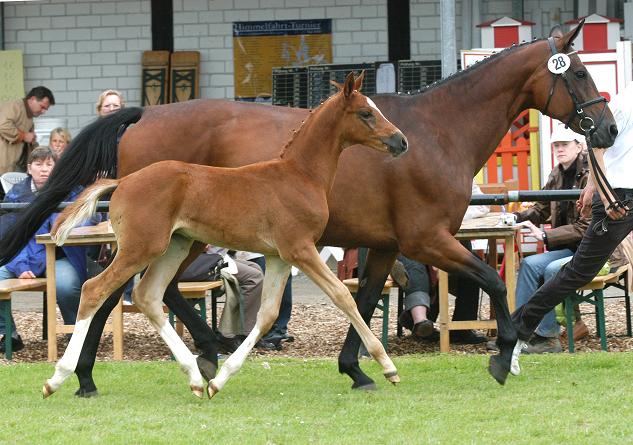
left=575, top=70, right=586, bottom=79
left=358, top=110, right=373, bottom=119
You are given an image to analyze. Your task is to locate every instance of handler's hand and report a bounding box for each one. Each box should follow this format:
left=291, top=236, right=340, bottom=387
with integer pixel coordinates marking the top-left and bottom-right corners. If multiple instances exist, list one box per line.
left=603, top=195, right=628, bottom=221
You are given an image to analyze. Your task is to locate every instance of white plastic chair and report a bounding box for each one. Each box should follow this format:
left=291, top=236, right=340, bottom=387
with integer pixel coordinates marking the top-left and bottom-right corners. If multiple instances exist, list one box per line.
left=0, top=172, right=28, bottom=194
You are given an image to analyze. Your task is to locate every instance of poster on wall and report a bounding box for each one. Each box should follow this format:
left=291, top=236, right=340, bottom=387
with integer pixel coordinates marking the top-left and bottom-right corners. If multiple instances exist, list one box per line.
left=233, top=19, right=332, bottom=102
left=0, top=50, right=24, bottom=102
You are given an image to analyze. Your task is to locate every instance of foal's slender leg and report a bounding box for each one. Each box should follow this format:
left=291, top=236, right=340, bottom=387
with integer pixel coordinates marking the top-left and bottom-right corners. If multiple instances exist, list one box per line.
left=208, top=255, right=290, bottom=398
left=338, top=249, right=396, bottom=390
left=43, top=254, right=143, bottom=397
left=133, top=236, right=205, bottom=398
left=291, top=245, right=398, bottom=384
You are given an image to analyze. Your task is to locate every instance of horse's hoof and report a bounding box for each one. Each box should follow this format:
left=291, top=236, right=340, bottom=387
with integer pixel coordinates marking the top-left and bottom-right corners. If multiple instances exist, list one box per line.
left=190, top=384, right=204, bottom=399
left=384, top=371, right=400, bottom=385
left=42, top=382, right=55, bottom=399
left=351, top=382, right=377, bottom=391
left=488, top=355, right=510, bottom=385
left=74, top=388, right=99, bottom=398
left=196, top=355, right=217, bottom=382
left=207, top=381, right=220, bottom=399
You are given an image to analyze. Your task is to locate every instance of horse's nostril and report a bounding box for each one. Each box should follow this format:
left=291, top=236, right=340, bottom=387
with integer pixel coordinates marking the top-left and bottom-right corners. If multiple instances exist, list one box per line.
left=610, top=124, right=619, bottom=138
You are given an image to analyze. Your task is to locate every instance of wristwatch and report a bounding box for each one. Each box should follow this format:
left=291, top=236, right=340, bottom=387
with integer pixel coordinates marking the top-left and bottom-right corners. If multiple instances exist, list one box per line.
left=541, top=231, right=548, bottom=248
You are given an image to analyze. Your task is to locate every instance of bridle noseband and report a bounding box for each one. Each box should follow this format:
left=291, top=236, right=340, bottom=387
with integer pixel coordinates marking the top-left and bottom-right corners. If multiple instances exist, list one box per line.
left=543, top=37, right=628, bottom=232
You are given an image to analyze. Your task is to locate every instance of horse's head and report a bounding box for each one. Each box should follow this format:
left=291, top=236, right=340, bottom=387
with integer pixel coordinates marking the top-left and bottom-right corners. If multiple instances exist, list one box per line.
left=331, top=71, right=408, bottom=157
left=532, top=20, right=618, bottom=147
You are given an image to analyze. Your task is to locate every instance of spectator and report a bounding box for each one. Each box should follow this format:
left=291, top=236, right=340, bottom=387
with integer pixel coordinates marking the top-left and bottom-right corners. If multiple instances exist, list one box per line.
left=509, top=124, right=590, bottom=354
left=397, top=180, right=490, bottom=344
left=95, top=89, right=125, bottom=117
left=48, top=127, right=71, bottom=157
left=0, top=147, right=99, bottom=353
left=0, top=86, right=55, bottom=177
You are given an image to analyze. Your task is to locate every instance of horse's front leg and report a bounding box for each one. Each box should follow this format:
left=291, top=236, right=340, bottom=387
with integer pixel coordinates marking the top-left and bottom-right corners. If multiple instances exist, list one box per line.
left=209, top=255, right=290, bottom=398
left=404, top=235, right=518, bottom=385
left=338, top=249, right=397, bottom=390
left=294, top=246, right=398, bottom=387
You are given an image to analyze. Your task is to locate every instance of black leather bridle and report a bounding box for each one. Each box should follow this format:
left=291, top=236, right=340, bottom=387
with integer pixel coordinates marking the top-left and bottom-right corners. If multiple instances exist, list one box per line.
left=543, top=37, right=628, bottom=233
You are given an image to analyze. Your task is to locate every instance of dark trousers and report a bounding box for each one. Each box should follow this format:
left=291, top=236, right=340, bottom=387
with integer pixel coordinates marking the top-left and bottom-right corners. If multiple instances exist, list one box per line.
left=512, top=189, right=633, bottom=340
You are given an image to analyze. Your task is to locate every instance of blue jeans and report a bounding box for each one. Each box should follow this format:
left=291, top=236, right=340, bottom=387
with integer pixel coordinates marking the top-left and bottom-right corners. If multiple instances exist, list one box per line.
left=0, top=259, right=82, bottom=336
left=515, top=249, right=573, bottom=338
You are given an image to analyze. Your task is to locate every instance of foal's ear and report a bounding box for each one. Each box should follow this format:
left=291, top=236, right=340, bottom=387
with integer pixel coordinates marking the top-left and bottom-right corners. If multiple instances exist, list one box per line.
left=354, top=70, right=365, bottom=92
left=561, top=19, right=584, bottom=51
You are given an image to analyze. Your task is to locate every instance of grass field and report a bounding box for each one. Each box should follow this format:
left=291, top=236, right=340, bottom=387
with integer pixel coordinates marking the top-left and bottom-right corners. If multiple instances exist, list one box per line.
left=1, top=353, right=633, bottom=444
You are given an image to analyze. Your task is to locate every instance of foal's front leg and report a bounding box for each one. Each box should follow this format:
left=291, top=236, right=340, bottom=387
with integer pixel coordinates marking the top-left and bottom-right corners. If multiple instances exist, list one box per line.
left=291, top=244, right=399, bottom=385
left=208, top=256, right=290, bottom=398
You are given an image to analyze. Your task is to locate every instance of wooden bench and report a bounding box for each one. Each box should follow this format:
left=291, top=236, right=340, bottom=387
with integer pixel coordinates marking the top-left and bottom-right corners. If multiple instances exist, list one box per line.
left=0, top=278, right=47, bottom=359
left=120, top=280, right=223, bottom=341
left=564, top=265, right=629, bottom=352
left=342, top=278, right=395, bottom=349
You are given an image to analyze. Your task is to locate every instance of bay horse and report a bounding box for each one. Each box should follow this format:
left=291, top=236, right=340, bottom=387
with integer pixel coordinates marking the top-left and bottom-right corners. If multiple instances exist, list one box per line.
left=0, top=23, right=617, bottom=393
left=42, top=72, right=407, bottom=398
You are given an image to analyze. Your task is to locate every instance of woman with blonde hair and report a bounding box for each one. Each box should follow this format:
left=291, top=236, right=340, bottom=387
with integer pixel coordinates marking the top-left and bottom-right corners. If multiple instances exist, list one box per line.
left=95, top=89, right=125, bottom=117
left=48, top=127, right=71, bottom=156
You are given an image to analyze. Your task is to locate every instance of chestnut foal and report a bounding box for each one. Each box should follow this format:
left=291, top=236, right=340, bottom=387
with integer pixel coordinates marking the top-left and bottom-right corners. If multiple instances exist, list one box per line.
left=43, top=72, right=407, bottom=398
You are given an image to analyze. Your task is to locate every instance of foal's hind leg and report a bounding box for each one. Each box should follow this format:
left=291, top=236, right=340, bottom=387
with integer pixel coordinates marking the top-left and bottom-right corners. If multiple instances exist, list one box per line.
left=290, top=245, right=398, bottom=385
left=133, top=235, right=206, bottom=398
left=43, top=254, right=143, bottom=397
left=209, top=255, right=290, bottom=398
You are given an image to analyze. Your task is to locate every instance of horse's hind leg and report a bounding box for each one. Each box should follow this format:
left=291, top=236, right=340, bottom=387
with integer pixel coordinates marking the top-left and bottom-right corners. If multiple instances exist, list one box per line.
left=338, top=249, right=397, bottom=390
left=132, top=235, right=206, bottom=398
left=44, top=254, right=143, bottom=398
left=290, top=245, right=398, bottom=385
left=209, top=255, right=290, bottom=398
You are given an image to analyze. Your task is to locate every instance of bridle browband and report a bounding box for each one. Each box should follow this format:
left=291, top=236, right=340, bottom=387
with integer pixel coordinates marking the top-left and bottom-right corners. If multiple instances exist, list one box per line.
left=543, top=37, right=628, bottom=233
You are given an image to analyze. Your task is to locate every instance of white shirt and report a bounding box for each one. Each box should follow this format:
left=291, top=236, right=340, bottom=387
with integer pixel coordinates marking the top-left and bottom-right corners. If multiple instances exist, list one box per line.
left=604, top=84, right=633, bottom=188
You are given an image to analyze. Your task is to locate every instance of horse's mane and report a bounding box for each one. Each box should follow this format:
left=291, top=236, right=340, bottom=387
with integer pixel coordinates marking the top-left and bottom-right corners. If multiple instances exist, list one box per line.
left=379, top=38, right=545, bottom=98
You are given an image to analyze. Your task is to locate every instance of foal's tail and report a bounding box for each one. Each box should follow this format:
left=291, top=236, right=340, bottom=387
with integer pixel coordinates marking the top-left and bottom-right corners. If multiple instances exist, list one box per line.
left=52, top=179, right=120, bottom=246
left=0, top=107, right=144, bottom=264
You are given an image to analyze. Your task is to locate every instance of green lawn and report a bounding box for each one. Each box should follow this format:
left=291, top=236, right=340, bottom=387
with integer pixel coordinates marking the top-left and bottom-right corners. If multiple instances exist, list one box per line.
left=1, top=353, right=633, bottom=444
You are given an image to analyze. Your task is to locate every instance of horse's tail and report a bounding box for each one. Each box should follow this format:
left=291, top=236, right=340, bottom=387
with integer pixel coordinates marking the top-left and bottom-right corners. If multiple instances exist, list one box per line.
left=0, top=107, right=144, bottom=264
left=52, top=179, right=120, bottom=246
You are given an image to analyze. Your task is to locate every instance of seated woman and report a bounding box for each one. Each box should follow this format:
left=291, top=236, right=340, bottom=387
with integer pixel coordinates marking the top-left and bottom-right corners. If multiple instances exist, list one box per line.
left=0, top=147, right=100, bottom=353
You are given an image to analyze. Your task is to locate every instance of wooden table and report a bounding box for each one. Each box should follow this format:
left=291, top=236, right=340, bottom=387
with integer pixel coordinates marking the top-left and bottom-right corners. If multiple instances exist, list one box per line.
left=36, top=222, right=121, bottom=361
left=438, top=213, right=519, bottom=352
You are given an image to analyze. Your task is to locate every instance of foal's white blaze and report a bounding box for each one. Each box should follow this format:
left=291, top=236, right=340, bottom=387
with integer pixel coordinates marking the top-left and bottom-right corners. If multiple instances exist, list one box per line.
left=366, top=97, right=387, bottom=120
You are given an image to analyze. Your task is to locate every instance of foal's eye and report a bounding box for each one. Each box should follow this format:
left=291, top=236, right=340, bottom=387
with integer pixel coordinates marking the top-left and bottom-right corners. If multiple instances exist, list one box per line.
left=575, top=70, right=586, bottom=79
left=358, top=110, right=373, bottom=119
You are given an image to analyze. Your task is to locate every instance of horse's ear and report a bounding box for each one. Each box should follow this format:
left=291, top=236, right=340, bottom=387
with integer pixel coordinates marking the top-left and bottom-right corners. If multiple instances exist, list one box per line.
left=561, top=19, right=584, bottom=51
left=343, top=71, right=355, bottom=98
left=354, top=70, right=365, bottom=92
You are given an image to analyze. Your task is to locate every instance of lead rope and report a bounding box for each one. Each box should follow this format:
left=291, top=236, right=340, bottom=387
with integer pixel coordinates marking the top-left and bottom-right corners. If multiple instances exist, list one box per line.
left=585, top=129, right=632, bottom=235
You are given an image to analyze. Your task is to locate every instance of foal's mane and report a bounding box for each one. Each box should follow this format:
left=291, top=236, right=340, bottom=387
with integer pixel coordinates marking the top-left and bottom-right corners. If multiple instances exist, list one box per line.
left=279, top=90, right=340, bottom=159
left=387, top=38, right=545, bottom=98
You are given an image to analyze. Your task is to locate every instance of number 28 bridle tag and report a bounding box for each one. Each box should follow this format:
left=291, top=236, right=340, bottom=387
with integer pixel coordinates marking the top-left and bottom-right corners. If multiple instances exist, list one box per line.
left=547, top=53, right=571, bottom=74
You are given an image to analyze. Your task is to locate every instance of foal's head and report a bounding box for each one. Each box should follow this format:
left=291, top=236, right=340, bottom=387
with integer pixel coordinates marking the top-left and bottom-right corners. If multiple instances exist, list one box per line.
left=330, top=72, right=408, bottom=157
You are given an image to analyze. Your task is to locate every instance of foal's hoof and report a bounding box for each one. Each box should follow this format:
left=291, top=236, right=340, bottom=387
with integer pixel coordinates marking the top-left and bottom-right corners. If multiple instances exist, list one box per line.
left=207, top=381, right=220, bottom=399
left=488, top=355, right=510, bottom=385
left=190, top=384, right=205, bottom=399
left=74, top=387, right=99, bottom=398
left=42, top=382, right=55, bottom=399
left=384, top=371, right=400, bottom=385
left=196, top=355, right=217, bottom=382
